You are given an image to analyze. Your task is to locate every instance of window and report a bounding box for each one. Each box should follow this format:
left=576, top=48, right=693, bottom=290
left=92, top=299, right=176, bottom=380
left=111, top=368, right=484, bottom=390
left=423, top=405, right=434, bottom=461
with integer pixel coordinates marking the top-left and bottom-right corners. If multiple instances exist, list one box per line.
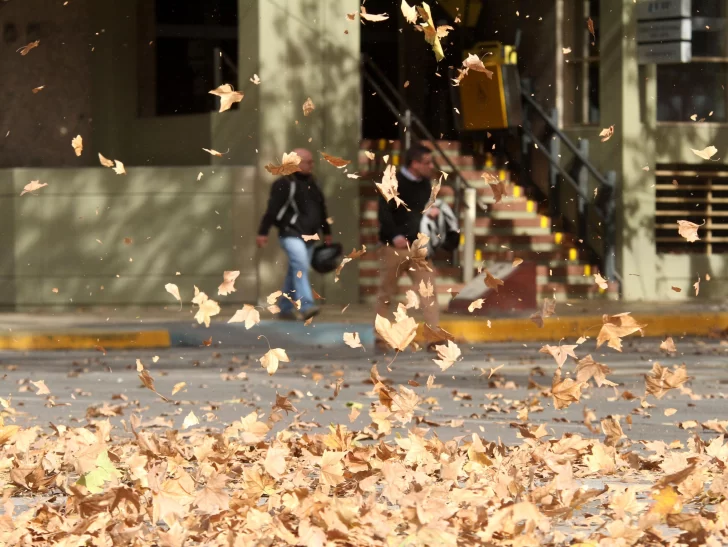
left=657, top=0, right=728, bottom=122
left=563, top=0, right=600, bottom=125
left=139, top=0, right=239, bottom=116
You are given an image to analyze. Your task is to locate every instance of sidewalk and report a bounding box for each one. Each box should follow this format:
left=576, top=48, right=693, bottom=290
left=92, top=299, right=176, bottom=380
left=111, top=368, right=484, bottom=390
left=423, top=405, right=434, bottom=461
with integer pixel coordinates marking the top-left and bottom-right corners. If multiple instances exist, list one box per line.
left=0, top=300, right=725, bottom=350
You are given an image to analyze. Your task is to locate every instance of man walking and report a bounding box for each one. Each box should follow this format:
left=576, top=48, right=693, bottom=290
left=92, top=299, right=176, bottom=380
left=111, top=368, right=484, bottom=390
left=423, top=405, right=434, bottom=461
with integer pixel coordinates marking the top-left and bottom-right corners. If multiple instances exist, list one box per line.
left=257, top=148, right=331, bottom=320
left=375, top=143, right=444, bottom=350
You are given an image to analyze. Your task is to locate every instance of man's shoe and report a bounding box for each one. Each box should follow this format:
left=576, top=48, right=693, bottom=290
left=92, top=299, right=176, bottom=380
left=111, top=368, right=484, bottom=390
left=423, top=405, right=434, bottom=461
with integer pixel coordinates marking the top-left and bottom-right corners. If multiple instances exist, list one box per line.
left=278, top=311, right=299, bottom=321
left=301, top=306, right=321, bottom=321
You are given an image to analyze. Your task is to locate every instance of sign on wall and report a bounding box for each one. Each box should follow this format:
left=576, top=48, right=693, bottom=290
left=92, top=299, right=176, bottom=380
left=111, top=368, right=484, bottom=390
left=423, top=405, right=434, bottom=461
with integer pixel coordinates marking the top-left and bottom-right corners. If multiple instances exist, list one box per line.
left=636, top=0, right=692, bottom=64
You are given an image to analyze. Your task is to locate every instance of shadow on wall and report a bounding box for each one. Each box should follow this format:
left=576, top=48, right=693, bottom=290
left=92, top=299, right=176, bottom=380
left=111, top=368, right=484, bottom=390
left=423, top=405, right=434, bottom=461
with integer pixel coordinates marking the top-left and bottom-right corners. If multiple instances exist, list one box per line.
left=256, top=0, right=361, bottom=304
left=1, top=166, right=256, bottom=309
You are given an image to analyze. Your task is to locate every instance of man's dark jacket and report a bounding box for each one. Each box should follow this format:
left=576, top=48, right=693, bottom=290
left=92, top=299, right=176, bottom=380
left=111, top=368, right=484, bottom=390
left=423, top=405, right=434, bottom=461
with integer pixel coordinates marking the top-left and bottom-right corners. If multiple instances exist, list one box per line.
left=258, top=173, right=331, bottom=239
left=378, top=170, right=431, bottom=244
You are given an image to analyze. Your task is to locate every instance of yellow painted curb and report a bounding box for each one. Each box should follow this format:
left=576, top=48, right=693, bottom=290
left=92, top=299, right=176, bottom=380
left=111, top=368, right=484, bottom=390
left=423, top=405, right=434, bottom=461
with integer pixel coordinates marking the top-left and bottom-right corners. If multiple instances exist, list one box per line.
left=439, top=313, right=728, bottom=343
left=0, top=330, right=171, bottom=351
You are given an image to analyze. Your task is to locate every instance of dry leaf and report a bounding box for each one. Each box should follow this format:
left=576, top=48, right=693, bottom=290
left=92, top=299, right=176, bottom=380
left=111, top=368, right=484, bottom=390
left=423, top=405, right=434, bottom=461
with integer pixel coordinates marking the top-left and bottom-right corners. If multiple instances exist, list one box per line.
left=18, top=40, right=40, bottom=56
left=202, top=148, right=224, bottom=157
left=228, top=305, right=261, bottom=329
left=601, top=417, right=624, bottom=446
left=401, top=0, right=417, bottom=23
left=690, top=146, right=718, bottom=160
left=98, top=153, right=115, bottom=167
left=192, top=288, right=221, bottom=328
left=182, top=411, right=199, bottom=430
left=539, top=344, right=578, bottom=368
left=112, top=160, right=126, bottom=175
left=302, top=97, right=315, bottom=116
left=376, top=165, right=409, bottom=209
left=335, top=246, right=366, bottom=282
left=597, top=313, right=645, bottom=351
left=645, top=363, right=690, bottom=399
left=489, top=180, right=507, bottom=203
left=250, top=74, right=260, bottom=85
left=416, top=2, right=450, bottom=61
left=71, top=135, right=83, bottom=157
left=31, top=380, right=50, bottom=395
left=694, top=276, right=701, bottom=296
left=575, top=355, right=615, bottom=387
left=260, top=347, right=289, bottom=375
left=20, top=180, right=47, bottom=196
left=562, top=47, right=572, bottom=54
left=165, top=283, right=181, bottom=303
left=319, top=450, right=346, bottom=486
left=484, top=269, right=504, bottom=292
left=468, top=299, right=484, bottom=313
left=343, top=332, right=363, bottom=349
left=552, top=371, right=585, bottom=410
left=512, top=258, right=523, bottom=267
left=421, top=177, right=442, bottom=213
left=364, top=151, right=375, bottom=160
left=302, top=234, right=320, bottom=242
left=664, top=408, right=677, bottom=417
left=587, top=17, right=596, bottom=44
left=320, top=152, right=351, bottom=168
left=462, top=53, right=493, bottom=79
left=405, top=290, right=419, bottom=309
left=138, top=369, right=169, bottom=402
left=360, top=6, right=389, bottom=21
left=594, top=272, right=608, bottom=290
left=677, top=220, right=701, bottom=242
left=418, top=279, right=434, bottom=298
left=375, top=314, right=418, bottom=352
left=208, top=84, right=244, bottom=112
left=272, top=393, right=297, bottom=418
left=217, top=270, right=240, bottom=296
left=265, top=151, right=301, bottom=176
left=660, top=337, right=677, bottom=353
left=599, top=125, right=614, bottom=142
left=171, top=382, right=186, bottom=396
left=671, top=286, right=682, bottom=293
left=433, top=340, right=461, bottom=371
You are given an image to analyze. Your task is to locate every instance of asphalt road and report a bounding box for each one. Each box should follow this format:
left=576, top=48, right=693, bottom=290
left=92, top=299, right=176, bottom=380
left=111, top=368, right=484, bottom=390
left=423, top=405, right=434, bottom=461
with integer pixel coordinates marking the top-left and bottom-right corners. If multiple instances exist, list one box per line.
left=4, top=332, right=728, bottom=448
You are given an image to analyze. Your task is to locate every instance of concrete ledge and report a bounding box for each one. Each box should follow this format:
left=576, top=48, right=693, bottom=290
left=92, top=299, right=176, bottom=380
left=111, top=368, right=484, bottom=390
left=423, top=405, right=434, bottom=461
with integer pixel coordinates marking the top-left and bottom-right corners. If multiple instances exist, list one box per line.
left=0, top=330, right=171, bottom=351
left=440, top=312, right=728, bottom=343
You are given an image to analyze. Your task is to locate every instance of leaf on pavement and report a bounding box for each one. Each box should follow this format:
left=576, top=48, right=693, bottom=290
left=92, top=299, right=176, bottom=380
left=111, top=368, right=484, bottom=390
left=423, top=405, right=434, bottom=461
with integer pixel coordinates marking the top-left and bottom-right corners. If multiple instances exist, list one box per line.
left=193, top=473, right=229, bottom=514
left=217, top=270, right=240, bottom=296
left=319, top=450, right=345, bottom=486
left=645, top=363, right=690, bottom=399
left=597, top=312, right=645, bottom=351
left=601, top=416, right=624, bottom=446
left=228, top=304, right=260, bottom=329
left=171, top=382, right=186, bottom=396
left=265, top=151, right=301, bottom=176
left=30, top=380, right=50, bottom=395
left=182, top=411, right=199, bottom=430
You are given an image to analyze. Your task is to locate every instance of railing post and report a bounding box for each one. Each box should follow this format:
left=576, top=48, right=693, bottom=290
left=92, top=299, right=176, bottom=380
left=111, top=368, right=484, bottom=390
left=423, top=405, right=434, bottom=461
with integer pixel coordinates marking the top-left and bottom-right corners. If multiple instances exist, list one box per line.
left=404, top=109, right=412, bottom=152
left=577, top=139, right=589, bottom=248
left=548, top=108, right=561, bottom=227
left=462, top=187, right=476, bottom=284
left=213, top=47, right=223, bottom=96
left=603, top=170, right=617, bottom=282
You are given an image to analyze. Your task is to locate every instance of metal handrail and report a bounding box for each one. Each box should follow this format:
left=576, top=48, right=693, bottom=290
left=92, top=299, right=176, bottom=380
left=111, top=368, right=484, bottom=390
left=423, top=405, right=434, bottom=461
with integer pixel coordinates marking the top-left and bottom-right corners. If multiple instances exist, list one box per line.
left=521, top=91, right=611, bottom=190
left=361, top=55, right=476, bottom=205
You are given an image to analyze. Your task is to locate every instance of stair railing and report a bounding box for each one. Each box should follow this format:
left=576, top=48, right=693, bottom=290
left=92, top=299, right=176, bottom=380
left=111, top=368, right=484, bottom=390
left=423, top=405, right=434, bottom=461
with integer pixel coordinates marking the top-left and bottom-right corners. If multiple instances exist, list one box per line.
left=520, top=80, right=619, bottom=283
